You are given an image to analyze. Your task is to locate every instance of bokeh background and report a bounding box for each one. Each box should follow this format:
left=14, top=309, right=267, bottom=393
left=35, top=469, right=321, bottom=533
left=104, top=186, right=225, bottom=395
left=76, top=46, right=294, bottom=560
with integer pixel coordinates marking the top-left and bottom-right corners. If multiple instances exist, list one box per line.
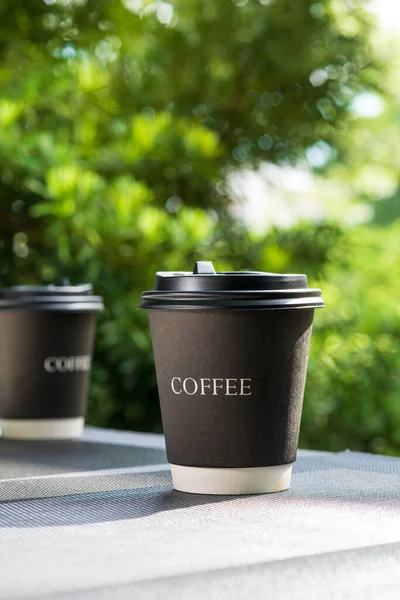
left=1, top=0, right=399, bottom=455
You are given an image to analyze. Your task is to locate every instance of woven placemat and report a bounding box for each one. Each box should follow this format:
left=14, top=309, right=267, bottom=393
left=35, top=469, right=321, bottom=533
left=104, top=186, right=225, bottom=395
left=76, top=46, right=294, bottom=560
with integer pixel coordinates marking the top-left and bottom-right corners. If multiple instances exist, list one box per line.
left=0, top=428, right=168, bottom=502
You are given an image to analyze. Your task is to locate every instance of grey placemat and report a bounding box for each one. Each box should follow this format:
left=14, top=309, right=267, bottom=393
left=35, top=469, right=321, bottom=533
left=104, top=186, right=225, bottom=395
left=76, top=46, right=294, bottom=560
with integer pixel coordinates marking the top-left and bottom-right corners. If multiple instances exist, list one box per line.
left=0, top=428, right=168, bottom=502
left=0, top=445, right=399, bottom=599
left=0, top=440, right=167, bottom=479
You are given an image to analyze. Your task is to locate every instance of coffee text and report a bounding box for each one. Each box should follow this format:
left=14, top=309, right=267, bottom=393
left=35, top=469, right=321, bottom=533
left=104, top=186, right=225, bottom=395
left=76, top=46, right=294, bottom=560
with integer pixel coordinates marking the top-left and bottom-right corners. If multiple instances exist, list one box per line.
left=171, top=377, right=251, bottom=396
left=44, top=356, right=91, bottom=373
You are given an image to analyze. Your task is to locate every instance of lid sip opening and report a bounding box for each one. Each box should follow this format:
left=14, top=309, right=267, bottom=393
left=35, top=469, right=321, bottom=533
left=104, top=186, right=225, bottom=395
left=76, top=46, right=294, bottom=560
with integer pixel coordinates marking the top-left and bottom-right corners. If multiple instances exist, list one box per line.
left=140, top=261, right=324, bottom=311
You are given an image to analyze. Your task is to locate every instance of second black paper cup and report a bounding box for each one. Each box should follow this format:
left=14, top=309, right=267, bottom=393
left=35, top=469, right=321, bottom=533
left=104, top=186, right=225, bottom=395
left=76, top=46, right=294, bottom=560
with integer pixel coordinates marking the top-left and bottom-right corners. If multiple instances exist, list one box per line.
left=0, top=282, right=103, bottom=440
left=140, top=261, right=324, bottom=495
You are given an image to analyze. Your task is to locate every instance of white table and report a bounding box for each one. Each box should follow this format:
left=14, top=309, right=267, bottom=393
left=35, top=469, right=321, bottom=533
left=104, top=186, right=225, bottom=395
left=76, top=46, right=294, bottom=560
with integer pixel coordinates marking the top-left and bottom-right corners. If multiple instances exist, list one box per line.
left=0, top=428, right=399, bottom=599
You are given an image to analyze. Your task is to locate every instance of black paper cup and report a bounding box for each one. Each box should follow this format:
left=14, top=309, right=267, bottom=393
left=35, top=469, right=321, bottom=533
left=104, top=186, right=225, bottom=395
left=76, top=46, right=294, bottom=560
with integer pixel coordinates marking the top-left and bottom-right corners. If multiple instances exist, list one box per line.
left=140, top=262, right=324, bottom=495
left=0, top=282, right=103, bottom=439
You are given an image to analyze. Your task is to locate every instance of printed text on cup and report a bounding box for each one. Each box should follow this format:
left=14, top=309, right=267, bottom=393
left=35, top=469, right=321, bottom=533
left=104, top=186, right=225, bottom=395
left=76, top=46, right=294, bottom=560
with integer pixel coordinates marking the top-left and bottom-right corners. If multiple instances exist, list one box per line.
left=44, top=356, right=92, bottom=373
left=171, top=377, right=251, bottom=396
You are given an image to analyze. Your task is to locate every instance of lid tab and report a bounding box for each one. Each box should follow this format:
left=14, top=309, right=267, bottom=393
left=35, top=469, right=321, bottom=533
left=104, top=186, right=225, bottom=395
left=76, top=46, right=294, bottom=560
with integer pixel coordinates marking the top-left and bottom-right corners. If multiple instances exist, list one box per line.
left=193, top=261, right=216, bottom=275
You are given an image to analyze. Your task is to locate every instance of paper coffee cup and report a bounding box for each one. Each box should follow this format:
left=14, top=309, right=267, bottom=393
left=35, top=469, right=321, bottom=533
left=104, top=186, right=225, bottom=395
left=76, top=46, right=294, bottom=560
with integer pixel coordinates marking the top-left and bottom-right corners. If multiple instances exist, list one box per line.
left=140, top=261, right=324, bottom=495
left=0, top=281, right=103, bottom=439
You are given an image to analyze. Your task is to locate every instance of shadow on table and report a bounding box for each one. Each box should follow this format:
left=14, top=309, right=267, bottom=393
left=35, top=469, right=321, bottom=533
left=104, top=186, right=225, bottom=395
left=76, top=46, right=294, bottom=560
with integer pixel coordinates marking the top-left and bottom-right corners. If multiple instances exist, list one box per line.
left=0, top=484, right=238, bottom=529
left=1, top=467, right=400, bottom=530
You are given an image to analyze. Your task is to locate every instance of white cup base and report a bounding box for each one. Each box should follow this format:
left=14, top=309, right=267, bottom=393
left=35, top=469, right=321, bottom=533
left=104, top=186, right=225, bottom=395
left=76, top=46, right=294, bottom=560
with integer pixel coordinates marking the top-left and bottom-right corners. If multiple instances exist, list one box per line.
left=170, top=463, right=292, bottom=495
left=0, top=417, right=84, bottom=440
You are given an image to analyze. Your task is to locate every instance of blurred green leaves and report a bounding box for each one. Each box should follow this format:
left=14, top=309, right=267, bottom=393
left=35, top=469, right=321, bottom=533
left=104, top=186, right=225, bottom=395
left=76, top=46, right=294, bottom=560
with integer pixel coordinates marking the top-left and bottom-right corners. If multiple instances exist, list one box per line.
left=302, top=222, right=400, bottom=455
left=0, top=99, right=24, bottom=126
left=1, top=0, right=399, bottom=455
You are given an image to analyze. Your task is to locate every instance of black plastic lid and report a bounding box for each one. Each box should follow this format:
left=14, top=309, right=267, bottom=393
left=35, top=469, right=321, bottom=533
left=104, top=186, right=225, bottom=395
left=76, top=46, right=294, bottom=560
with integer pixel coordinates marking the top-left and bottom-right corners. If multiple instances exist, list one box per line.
left=140, top=261, right=324, bottom=310
left=0, top=280, right=104, bottom=312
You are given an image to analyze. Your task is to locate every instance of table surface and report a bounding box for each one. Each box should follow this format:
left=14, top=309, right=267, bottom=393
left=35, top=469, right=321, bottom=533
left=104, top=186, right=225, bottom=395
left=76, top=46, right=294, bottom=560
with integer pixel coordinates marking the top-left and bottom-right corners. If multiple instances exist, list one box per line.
left=0, top=428, right=399, bottom=600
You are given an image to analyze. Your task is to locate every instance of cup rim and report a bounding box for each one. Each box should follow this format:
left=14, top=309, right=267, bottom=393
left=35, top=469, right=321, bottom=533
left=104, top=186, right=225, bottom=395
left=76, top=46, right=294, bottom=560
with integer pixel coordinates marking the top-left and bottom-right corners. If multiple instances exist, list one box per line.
left=140, top=287, right=324, bottom=310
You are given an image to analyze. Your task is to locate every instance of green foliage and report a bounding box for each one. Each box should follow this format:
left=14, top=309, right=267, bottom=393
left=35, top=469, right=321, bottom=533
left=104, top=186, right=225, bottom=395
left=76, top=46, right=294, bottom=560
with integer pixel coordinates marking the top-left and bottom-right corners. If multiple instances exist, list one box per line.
left=1, top=0, right=399, bottom=455
left=303, top=223, right=400, bottom=455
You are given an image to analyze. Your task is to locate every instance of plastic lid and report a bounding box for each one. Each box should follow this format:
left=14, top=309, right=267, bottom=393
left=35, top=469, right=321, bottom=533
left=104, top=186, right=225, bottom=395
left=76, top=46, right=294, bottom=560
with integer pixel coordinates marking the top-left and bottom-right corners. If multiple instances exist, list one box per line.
left=140, top=261, right=324, bottom=310
left=0, top=279, right=104, bottom=312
